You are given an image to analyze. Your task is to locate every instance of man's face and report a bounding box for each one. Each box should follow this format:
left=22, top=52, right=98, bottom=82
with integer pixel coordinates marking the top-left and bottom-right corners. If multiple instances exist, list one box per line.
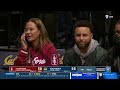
left=113, top=23, right=120, bottom=48
left=115, top=24, right=120, bottom=37
left=74, top=27, right=93, bottom=49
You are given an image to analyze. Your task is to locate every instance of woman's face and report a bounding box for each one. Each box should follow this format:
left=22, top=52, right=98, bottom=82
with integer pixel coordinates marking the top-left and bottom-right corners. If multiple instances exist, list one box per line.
left=24, top=21, right=40, bottom=42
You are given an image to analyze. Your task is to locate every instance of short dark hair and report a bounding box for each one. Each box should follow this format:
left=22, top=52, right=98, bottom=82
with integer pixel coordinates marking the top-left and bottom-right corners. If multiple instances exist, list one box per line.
left=73, top=20, right=93, bottom=33
left=116, top=20, right=120, bottom=25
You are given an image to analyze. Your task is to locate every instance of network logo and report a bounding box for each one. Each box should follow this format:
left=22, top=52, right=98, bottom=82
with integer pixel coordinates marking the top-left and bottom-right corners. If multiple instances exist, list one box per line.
left=105, top=66, right=111, bottom=72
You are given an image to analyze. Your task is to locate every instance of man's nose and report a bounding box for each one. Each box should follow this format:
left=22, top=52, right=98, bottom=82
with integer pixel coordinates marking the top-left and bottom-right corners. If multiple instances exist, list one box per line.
left=80, top=35, right=83, bottom=40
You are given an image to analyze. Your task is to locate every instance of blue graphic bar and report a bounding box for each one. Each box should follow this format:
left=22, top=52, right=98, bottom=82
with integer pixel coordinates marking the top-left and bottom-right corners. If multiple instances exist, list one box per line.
left=43, top=66, right=111, bottom=73
left=71, top=72, right=97, bottom=79
left=0, top=72, right=70, bottom=79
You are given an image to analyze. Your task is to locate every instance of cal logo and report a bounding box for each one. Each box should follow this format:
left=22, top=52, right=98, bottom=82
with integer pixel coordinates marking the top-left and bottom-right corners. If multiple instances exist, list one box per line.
left=44, top=67, right=47, bottom=70
left=51, top=54, right=58, bottom=65
left=4, top=55, right=17, bottom=65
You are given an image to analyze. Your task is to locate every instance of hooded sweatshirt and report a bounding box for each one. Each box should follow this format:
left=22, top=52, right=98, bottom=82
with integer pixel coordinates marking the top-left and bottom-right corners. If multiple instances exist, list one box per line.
left=14, top=43, right=59, bottom=66
left=74, top=39, right=99, bottom=65
left=63, top=39, right=108, bottom=66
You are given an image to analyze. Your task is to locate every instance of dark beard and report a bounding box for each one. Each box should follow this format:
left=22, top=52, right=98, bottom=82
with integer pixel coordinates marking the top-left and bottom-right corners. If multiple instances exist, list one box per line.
left=76, top=39, right=91, bottom=50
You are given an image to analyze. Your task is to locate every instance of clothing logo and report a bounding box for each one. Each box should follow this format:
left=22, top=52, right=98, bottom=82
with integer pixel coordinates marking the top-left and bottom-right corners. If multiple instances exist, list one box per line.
left=33, top=57, right=46, bottom=65
left=51, top=54, right=58, bottom=65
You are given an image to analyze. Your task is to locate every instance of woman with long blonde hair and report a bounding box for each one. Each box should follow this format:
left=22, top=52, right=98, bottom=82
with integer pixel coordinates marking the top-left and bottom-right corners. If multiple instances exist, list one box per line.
left=14, top=18, right=59, bottom=66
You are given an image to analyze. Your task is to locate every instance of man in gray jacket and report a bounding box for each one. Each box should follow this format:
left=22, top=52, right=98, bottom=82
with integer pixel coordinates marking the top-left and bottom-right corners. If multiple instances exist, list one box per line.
left=63, top=20, right=109, bottom=66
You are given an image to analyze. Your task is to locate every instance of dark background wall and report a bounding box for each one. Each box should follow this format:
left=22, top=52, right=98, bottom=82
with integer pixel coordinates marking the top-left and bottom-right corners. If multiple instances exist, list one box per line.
left=0, top=11, right=118, bottom=50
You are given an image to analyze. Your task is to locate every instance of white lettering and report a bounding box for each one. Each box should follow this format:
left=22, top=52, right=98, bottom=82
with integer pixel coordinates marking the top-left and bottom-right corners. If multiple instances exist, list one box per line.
left=33, top=57, right=46, bottom=65
left=72, top=73, right=82, bottom=76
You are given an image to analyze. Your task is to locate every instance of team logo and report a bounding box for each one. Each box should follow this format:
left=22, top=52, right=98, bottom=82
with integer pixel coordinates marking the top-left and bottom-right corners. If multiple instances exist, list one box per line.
left=4, top=55, right=17, bottom=65
left=51, top=54, right=58, bottom=65
left=44, top=67, right=48, bottom=70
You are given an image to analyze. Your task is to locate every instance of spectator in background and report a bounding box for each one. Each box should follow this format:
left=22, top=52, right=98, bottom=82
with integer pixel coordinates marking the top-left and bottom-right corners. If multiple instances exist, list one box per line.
left=63, top=20, right=109, bottom=66
left=14, top=18, right=59, bottom=66
left=108, top=20, right=120, bottom=72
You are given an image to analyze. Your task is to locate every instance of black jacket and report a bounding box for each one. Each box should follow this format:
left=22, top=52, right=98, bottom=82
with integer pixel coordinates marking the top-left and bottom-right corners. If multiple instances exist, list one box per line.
left=108, top=47, right=120, bottom=72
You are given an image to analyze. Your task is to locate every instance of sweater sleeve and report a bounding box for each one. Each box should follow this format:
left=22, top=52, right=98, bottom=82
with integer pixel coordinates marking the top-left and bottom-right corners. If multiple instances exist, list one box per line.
left=14, top=48, right=28, bottom=66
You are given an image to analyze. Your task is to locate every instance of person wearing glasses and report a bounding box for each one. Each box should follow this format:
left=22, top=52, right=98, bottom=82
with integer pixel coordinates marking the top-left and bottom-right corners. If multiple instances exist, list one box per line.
left=108, top=20, right=120, bottom=72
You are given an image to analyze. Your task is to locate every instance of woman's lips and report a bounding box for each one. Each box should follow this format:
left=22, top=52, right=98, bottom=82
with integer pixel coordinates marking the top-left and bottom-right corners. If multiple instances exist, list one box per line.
left=27, top=36, right=32, bottom=39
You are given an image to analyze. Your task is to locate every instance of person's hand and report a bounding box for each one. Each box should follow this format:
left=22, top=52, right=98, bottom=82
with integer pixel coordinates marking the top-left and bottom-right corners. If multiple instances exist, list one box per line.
left=21, top=33, right=28, bottom=50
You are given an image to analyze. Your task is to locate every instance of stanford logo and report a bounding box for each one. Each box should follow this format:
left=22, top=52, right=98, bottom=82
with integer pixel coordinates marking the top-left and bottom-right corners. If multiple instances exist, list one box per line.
left=51, top=54, right=58, bottom=65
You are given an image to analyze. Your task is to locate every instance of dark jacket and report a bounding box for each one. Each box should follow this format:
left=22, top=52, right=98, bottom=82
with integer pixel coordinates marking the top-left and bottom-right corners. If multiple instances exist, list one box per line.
left=63, top=45, right=109, bottom=66
left=108, top=47, right=120, bottom=72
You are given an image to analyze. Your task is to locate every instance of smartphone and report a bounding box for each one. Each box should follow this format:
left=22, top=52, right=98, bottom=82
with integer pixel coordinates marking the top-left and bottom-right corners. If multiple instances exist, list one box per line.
left=24, top=36, right=29, bottom=45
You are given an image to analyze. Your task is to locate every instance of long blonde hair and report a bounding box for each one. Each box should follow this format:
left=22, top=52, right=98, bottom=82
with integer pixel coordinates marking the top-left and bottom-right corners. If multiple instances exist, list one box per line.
left=28, top=18, right=52, bottom=51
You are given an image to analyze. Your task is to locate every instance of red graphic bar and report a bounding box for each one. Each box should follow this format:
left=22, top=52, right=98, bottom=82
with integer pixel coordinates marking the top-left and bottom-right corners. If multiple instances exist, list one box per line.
left=9, top=66, right=43, bottom=72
